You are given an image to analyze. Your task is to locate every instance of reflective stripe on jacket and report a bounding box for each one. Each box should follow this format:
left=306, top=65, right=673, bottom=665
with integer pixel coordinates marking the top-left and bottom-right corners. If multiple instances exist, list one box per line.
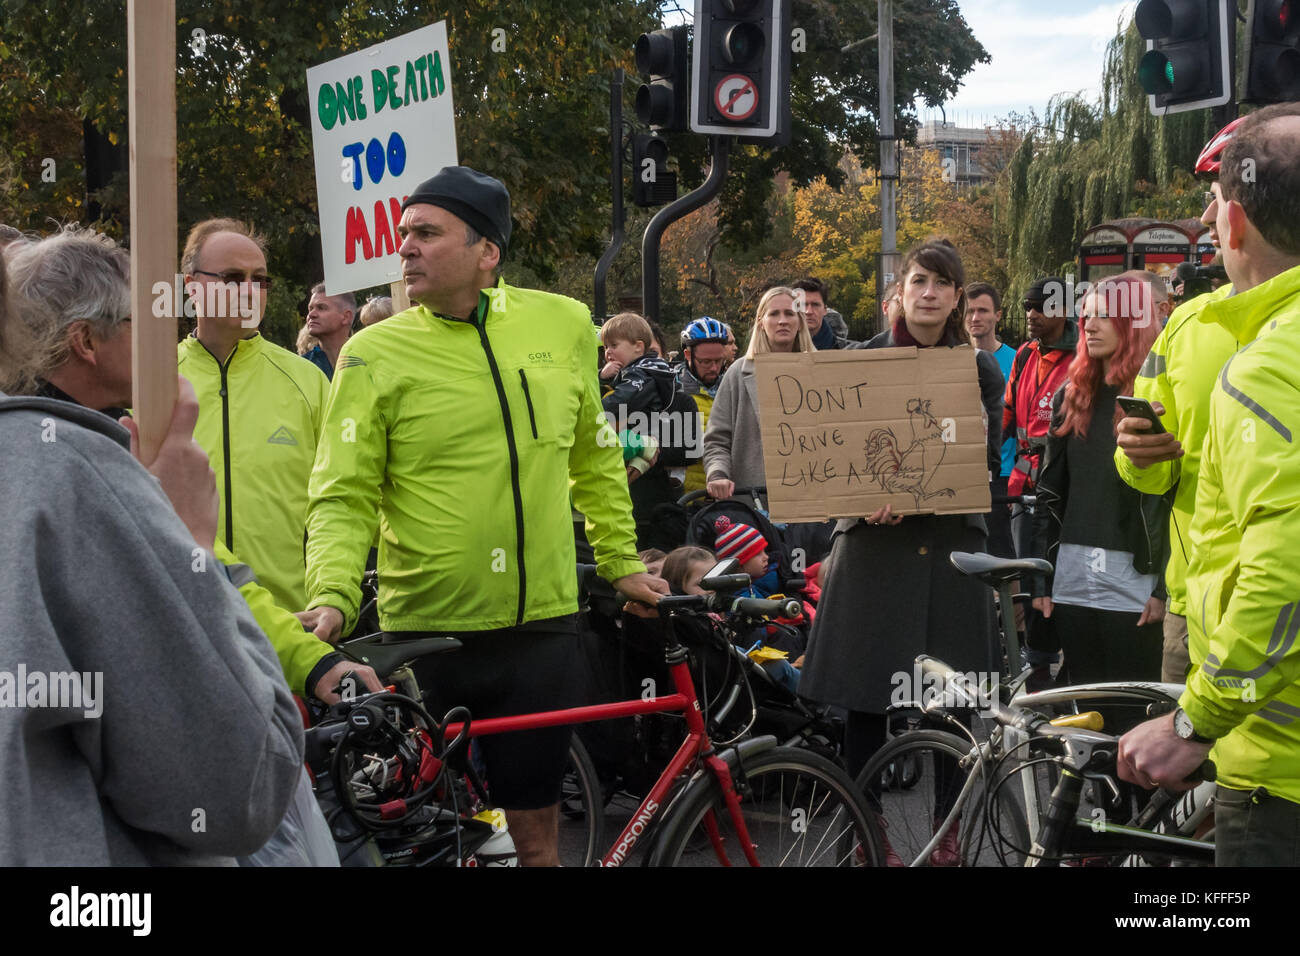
left=305, top=279, right=644, bottom=635
left=178, top=333, right=329, bottom=611
left=1182, top=263, right=1300, bottom=804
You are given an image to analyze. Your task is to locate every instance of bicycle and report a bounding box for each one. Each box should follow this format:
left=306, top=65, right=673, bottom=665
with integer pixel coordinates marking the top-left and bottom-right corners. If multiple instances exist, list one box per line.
left=310, top=558, right=881, bottom=866
left=858, top=654, right=1215, bottom=867
left=307, top=633, right=604, bottom=867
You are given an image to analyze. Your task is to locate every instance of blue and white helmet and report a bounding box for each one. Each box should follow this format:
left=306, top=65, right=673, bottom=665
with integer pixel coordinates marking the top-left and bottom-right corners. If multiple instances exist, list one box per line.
left=681, top=316, right=730, bottom=347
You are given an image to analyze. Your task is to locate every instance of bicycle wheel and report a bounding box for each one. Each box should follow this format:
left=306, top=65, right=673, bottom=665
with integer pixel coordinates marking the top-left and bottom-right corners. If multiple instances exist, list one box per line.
left=647, top=746, right=883, bottom=867
left=557, top=736, right=605, bottom=868
left=857, top=729, right=1029, bottom=867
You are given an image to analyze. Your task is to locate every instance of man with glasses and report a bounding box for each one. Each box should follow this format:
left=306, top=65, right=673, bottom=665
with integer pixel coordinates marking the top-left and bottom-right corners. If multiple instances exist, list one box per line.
left=1118, top=103, right=1300, bottom=866
left=678, top=316, right=730, bottom=493
left=178, top=218, right=329, bottom=612
left=1114, top=177, right=1238, bottom=687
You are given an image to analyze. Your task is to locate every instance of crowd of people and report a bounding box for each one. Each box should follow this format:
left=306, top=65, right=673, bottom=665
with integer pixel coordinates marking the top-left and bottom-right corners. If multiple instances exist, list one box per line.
left=1, top=104, right=1298, bottom=868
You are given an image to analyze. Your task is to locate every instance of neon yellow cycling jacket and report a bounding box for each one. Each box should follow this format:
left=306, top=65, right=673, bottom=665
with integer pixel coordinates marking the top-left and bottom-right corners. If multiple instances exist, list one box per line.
left=213, top=540, right=333, bottom=696
left=179, top=333, right=329, bottom=611
left=305, top=279, right=644, bottom=635
left=1113, top=285, right=1236, bottom=615
left=1182, top=263, right=1300, bottom=804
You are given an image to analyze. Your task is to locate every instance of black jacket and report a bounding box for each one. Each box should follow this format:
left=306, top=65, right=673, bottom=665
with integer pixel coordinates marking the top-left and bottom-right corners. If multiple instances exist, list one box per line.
left=1030, top=385, right=1170, bottom=599
left=602, top=353, right=699, bottom=468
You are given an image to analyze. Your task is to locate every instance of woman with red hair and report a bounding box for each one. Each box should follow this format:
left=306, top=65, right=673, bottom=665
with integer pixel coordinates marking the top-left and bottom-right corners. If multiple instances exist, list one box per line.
left=1029, top=272, right=1169, bottom=684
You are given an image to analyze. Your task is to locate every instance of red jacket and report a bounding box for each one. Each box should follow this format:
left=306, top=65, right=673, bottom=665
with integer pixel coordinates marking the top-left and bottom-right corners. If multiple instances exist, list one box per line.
left=1003, top=323, right=1078, bottom=495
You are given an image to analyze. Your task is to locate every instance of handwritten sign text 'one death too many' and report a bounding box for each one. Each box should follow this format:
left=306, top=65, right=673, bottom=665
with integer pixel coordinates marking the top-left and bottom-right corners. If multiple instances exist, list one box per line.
left=307, top=21, right=458, bottom=294
left=754, top=347, right=991, bottom=522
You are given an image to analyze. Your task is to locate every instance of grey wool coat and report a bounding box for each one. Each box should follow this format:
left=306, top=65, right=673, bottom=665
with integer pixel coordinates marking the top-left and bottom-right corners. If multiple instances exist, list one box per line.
left=798, top=328, right=1004, bottom=715
left=701, top=356, right=770, bottom=491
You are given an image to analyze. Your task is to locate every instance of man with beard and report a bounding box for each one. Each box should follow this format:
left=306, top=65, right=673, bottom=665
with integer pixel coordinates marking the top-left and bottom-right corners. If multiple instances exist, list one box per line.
left=677, top=316, right=731, bottom=494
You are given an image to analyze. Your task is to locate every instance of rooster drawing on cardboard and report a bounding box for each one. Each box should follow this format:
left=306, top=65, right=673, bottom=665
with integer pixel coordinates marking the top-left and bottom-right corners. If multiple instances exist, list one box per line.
left=862, top=398, right=956, bottom=511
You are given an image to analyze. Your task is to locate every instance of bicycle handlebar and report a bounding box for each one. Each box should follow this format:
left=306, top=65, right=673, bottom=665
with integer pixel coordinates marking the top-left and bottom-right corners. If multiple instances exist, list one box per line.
left=654, top=592, right=801, bottom=620
left=915, top=655, right=1215, bottom=783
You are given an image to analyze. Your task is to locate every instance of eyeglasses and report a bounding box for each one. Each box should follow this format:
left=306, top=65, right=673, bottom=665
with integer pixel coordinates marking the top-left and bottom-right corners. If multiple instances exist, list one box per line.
left=1023, top=299, right=1045, bottom=313
left=1203, top=190, right=1217, bottom=211
left=193, top=269, right=273, bottom=292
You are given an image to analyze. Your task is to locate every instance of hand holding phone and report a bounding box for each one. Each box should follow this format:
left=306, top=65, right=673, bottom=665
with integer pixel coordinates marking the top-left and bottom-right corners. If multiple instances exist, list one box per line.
left=1116, top=396, right=1167, bottom=435
left=1116, top=396, right=1183, bottom=469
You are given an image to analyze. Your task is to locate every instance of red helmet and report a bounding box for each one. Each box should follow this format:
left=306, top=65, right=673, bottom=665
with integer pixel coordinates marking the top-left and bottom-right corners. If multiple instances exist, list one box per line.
left=1194, top=116, right=1246, bottom=176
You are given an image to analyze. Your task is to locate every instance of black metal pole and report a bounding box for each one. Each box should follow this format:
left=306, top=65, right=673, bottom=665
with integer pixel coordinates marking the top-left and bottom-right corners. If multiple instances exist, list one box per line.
left=594, top=69, right=625, bottom=323
left=642, top=135, right=730, bottom=325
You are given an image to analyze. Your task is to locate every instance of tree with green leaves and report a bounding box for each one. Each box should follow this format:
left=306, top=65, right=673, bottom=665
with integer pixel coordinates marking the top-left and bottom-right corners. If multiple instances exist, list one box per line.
left=1002, top=19, right=1215, bottom=313
left=1, top=0, right=987, bottom=346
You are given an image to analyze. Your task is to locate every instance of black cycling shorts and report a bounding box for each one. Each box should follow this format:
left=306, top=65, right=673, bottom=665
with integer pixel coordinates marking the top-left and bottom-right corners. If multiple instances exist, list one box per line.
left=391, top=615, right=581, bottom=811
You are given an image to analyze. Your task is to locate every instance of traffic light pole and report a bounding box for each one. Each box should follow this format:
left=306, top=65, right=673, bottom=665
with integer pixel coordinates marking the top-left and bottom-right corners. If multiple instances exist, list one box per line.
left=641, top=134, right=730, bottom=325
left=594, top=68, right=626, bottom=324
left=1214, top=4, right=1238, bottom=128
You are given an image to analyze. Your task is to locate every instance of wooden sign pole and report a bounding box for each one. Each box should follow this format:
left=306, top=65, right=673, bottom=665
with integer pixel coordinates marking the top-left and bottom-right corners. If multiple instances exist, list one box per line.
left=389, top=280, right=410, bottom=312
left=128, top=0, right=178, bottom=465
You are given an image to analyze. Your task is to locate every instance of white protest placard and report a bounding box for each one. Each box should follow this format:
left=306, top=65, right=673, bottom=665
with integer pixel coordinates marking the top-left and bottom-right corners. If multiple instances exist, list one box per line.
left=307, top=21, right=458, bottom=295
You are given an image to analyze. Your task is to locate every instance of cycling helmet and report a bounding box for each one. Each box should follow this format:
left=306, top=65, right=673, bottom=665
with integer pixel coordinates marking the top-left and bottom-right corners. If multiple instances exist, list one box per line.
left=1194, top=116, right=1245, bottom=176
left=681, top=316, right=730, bottom=347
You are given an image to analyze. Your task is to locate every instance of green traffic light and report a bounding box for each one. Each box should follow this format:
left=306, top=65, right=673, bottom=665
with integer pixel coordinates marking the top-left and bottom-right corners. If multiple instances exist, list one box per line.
left=1138, top=50, right=1175, bottom=94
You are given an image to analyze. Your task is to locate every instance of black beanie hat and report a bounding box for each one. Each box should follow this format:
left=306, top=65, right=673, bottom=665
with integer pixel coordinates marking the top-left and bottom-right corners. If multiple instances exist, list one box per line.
left=1025, top=275, right=1068, bottom=317
left=401, top=166, right=512, bottom=257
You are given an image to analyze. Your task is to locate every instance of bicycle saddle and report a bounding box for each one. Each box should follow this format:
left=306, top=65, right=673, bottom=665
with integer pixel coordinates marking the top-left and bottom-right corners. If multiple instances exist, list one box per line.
left=341, top=632, right=462, bottom=678
left=949, top=551, right=1053, bottom=586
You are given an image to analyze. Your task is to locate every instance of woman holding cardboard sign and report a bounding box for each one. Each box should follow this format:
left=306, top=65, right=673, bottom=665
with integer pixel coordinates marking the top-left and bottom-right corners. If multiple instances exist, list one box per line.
left=702, top=286, right=815, bottom=500
left=798, top=240, right=1004, bottom=848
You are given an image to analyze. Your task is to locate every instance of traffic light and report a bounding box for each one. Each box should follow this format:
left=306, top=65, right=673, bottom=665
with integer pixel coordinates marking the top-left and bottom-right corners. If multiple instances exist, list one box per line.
left=632, top=133, right=677, bottom=207
left=634, top=25, right=690, bottom=132
left=1246, top=0, right=1300, bottom=103
left=1135, top=0, right=1233, bottom=115
left=690, top=0, right=792, bottom=143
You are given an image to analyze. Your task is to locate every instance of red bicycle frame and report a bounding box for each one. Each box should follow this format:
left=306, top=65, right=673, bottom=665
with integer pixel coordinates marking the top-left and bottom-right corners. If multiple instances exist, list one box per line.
left=441, top=645, right=761, bottom=867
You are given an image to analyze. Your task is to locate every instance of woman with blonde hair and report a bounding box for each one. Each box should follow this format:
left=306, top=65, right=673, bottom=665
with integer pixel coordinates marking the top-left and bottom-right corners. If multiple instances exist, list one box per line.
left=701, top=286, right=814, bottom=499
left=295, top=324, right=320, bottom=357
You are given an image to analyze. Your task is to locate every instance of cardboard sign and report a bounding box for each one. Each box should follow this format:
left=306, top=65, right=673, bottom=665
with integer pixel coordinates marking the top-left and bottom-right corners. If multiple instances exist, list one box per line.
left=306, top=22, right=459, bottom=295
left=754, top=347, right=992, bottom=521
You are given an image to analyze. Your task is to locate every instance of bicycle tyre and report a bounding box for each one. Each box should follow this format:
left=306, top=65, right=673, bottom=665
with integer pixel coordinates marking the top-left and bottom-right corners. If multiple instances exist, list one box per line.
left=558, top=736, right=606, bottom=868
left=646, top=746, right=884, bottom=867
left=856, top=729, right=1030, bottom=867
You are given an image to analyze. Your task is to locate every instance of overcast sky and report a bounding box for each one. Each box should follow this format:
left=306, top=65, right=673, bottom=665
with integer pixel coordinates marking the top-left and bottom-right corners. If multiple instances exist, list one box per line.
left=918, top=0, right=1138, bottom=126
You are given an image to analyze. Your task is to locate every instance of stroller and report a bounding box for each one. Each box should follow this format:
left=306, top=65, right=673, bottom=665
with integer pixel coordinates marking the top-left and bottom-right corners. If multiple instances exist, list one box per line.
left=680, top=487, right=835, bottom=574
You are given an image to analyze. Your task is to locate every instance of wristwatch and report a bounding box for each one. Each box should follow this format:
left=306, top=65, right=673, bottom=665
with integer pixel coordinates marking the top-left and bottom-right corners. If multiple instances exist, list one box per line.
left=1172, top=707, right=1214, bottom=744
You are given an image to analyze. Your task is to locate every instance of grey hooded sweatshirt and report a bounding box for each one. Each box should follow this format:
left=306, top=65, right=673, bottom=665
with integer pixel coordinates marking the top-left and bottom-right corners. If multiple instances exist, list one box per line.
left=0, top=396, right=304, bottom=865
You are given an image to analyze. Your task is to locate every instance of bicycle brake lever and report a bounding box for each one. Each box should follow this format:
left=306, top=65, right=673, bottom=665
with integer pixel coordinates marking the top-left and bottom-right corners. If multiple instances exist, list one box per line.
left=1088, top=772, right=1122, bottom=805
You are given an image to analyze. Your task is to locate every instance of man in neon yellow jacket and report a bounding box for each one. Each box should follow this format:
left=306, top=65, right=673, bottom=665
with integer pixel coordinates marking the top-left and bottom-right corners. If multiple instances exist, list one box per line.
left=1119, top=105, right=1300, bottom=865
left=1114, top=284, right=1235, bottom=682
left=298, top=166, right=666, bottom=867
left=178, top=219, right=329, bottom=612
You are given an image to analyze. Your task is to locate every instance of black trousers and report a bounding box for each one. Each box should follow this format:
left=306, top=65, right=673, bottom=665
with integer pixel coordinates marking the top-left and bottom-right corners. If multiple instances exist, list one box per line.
left=1052, top=602, right=1162, bottom=686
left=985, top=476, right=1016, bottom=559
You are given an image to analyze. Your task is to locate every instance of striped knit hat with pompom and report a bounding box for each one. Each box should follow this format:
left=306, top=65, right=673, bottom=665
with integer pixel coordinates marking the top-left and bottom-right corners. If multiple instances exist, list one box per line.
left=713, top=516, right=768, bottom=566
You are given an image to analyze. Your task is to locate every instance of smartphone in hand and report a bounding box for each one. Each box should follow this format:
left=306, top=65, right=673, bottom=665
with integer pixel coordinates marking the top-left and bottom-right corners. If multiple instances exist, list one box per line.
left=1117, top=395, right=1167, bottom=434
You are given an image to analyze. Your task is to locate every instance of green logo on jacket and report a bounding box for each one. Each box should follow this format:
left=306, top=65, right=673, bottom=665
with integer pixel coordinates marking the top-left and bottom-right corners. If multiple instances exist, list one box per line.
left=267, top=426, right=298, bottom=446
